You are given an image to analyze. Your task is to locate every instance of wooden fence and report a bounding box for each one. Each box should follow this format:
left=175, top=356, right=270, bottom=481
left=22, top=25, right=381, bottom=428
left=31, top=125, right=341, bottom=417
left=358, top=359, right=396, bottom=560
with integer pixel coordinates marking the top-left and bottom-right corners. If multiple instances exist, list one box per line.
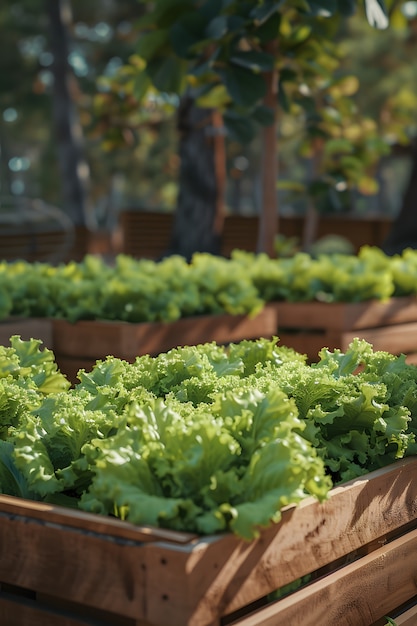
left=119, top=211, right=393, bottom=259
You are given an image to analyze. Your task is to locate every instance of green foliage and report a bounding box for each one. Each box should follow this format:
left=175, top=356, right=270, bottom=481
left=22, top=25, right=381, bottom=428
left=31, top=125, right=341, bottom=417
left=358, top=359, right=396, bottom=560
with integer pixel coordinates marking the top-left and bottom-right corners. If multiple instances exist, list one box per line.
left=4, top=246, right=417, bottom=325
left=2, top=333, right=417, bottom=539
left=231, top=245, right=417, bottom=303
left=0, top=336, right=69, bottom=442
left=96, top=0, right=390, bottom=148
left=0, top=253, right=264, bottom=323
left=88, top=0, right=401, bottom=214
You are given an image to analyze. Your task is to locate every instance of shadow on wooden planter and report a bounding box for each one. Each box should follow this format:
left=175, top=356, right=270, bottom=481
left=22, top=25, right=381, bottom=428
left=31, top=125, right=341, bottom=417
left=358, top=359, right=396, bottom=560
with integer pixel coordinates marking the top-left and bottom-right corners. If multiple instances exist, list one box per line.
left=1, top=458, right=417, bottom=625
left=270, top=296, right=417, bottom=364
left=0, top=318, right=53, bottom=349
left=52, top=306, right=278, bottom=384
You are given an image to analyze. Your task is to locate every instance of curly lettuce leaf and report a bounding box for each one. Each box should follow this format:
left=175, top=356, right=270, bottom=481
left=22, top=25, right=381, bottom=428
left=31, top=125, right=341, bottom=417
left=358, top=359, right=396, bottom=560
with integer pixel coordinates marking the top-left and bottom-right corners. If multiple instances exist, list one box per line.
left=0, top=440, right=37, bottom=499
left=79, top=388, right=330, bottom=538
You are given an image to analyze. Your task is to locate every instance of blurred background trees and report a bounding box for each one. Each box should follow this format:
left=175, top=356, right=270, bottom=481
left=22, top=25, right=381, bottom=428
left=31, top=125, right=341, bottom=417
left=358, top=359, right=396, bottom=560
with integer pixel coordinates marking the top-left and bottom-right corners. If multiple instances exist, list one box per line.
left=1, top=0, right=417, bottom=259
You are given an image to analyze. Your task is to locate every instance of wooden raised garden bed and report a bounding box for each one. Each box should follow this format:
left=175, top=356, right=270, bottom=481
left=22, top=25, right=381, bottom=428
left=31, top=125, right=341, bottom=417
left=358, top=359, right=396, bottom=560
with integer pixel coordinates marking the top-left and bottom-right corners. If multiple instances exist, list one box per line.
left=273, top=296, right=417, bottom=363
left=0, top=318, right=52, bottom=349
left=52, top=306, right=278, bottom=384
left=1, top=457, right=417, bottom=625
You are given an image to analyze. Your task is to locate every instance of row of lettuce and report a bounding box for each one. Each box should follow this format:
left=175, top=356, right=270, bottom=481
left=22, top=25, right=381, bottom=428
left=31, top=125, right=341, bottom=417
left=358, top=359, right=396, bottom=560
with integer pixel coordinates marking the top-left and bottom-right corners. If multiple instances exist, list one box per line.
left=2, top=245, right=417, bottom=323
left=1, top=334, right=417, bottom=539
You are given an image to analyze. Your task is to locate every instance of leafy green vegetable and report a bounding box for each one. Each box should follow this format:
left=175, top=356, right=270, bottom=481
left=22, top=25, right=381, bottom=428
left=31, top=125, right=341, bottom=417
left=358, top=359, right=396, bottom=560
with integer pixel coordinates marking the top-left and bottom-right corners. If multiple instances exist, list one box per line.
left=232, top=245, right=417, bottom=303
left=2, top=246, right=417, bottom=325
left=2, top=334, right=417, bottom=539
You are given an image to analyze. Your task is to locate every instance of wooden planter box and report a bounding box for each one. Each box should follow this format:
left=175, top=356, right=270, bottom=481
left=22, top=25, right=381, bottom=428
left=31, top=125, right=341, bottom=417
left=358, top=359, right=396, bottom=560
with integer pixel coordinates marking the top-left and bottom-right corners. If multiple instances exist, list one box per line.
left=52, top=307, right=278, bottom=383
left=0, top=318, right=53, bottom=349
left=119, top=211, right=393, bottom=260
left=1, top=457, right=417, bottom=625
left=272, top=296, right=417, bottom=363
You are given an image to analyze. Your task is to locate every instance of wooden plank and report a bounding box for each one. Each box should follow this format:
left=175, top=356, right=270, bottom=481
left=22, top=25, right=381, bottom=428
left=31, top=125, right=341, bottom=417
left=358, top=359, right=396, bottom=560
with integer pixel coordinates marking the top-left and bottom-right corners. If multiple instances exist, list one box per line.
left=0, top=494, right=197, bottom=544
left=52, top=307, right=277, bottom=361
left=119, top=212, right=173, bottom=259
left=0, top=595, right=92, bottom=626
left=405, top=353, right=417, bottom=365
left=278, top=322, right=417, bottom=362
left=0, top=589, right=142, bottom=625
left=140, top=458, right=417, bottom=625
left=0, top=318, right=53, bottom=348
left=0, top=231, right=73, bottom=263
left=275, top=298, right=417, bottom=331
left=231, top=529, right=417, bottom=626
left=342, top=322, right=417, bottom=355
left=221, top=216, right=260, bottom=257
left=119, top=212, right=392, bottom=260
left=0, top=593, right=101, bottom=626
left=1, top=459, right=417, bottom=625
left=277, top=331, right=334, bottom=360
left=0, top=510, right=147, bottom=620
left=391, top=603, right=417, bottom=625
left=54, top=355, right=97, bottom=385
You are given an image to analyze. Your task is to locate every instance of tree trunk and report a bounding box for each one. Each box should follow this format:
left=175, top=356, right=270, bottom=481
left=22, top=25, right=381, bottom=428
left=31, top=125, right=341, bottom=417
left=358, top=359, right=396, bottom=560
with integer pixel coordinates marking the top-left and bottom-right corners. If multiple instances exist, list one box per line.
left=166, top=96, right=225, bottom=261
left=382, top=139, right=417, bottom=255
left=302, top=138, right=324, bottom=251
left=257, top=41, right=279, bottom=257
left=46, top=0, right=91, bottom=229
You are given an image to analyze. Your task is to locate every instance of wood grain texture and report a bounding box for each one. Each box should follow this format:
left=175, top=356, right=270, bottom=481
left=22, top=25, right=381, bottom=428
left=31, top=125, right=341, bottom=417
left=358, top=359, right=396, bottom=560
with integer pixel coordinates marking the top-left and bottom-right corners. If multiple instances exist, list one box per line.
left=1, top=458, right=417, bottom=625
left=52, top=307, right=278, bottom=361
left=140, top=458, right=417, bottom=625
left=278, top=328, right=417, bottom=361
left=343, top=322, right=417, bottom=354
left=0, top=494, right=197, bottom=544
left=232, top=528, right=417, bottom=626
left=273, top=298, right=417, bottom=361
left=275, top=298, right=417, bottom=330
left=0, top=513, right=147, bottom=619
left=278, top=324, right=417, bottom=363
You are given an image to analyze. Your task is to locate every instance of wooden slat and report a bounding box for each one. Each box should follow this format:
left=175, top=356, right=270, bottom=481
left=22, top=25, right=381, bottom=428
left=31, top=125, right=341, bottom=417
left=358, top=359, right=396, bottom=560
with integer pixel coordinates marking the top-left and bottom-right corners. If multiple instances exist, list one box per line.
left=277, top=331, right=332, bottom=361
left=391, top=602, right=417, bottom=625
left=343, top=322, right=417, bottom=355
left=119, top=212, right=173, bottom=259
left=0, top=510, right=147, bottom=620
left=0, top=588, right=143, bottom=625
left=1, top=459, right=417, bottom=625
left=52, top=307, right=278, bottom=361
left=278, top=324, right=417, bottom=363
left=140, top=458, right=417, bottom=625
left=0, top=318, right=53, bottom=349
left=275, top=298, right=417, bottom=331
left=231, top=529, right=417, bottom=626
left=119, top=212, right=393, bottom=260
left=0, top=494, right=197, bottom=545
left=274, top=299, right=417, bottom=361
left=0, top=231, right=73, bottom=263
left=0, top=595, right=92, bottom=626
